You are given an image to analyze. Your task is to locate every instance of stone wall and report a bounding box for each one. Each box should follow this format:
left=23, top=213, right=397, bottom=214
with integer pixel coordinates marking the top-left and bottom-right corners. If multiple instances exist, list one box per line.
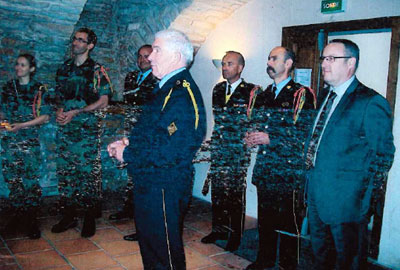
left=0, top=0, right=87, bottom=87
left=0, top=0, right=251, bottom=99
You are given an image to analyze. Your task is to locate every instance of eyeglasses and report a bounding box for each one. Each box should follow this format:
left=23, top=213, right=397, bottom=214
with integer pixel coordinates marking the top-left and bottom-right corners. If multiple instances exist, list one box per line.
left=71, top=37, right=89, bottom=44
left=319, top=56, right=352, bottom=63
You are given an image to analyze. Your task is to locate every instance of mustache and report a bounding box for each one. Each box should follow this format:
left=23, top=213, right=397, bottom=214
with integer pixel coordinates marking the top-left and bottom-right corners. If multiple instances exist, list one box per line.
left=266, top=66, right=275, bottom=73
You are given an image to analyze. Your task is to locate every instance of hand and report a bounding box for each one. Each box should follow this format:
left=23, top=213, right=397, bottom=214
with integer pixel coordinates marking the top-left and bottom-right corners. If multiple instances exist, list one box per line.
left=9, top=123, right=25, bottom=133
left=245, top=131, right=270, bottom=147
left=57, top=109, right=79, bottom=125
left=107, top=138, right=129, bottom=162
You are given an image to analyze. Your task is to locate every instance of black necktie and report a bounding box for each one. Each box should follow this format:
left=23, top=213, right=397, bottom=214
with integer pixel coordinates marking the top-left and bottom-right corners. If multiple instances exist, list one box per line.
left=305, top=90, right=337, bottom=170
left=225, top=84, right=232, bottom=103
left=137, top=73, right=143, bottom=85
left=272, top=86, right=277, bottom=99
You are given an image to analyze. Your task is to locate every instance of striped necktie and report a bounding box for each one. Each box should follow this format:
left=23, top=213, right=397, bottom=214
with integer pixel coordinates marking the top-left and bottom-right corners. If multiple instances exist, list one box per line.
left=305, top=90, right=337, bottom=170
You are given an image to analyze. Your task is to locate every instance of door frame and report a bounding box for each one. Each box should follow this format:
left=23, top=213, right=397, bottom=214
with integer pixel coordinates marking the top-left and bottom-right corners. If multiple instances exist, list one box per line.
left=282, top=16, right=400, bottom=111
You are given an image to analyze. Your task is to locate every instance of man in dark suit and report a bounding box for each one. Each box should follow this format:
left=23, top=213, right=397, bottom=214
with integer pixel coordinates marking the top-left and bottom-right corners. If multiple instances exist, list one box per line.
left=201, top=51, right=256, bottom=251
left=108, top=44, right=158, bottom=242
left=245, top=46, right=316, bottom=270
left=305, top=39, right=395, bottom=269
left=108, top=29, right=206, bottom=270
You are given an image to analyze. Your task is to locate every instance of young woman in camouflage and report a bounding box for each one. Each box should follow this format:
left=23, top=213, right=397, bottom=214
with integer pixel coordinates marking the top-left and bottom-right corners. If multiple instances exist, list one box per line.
left=0, top=54, right=51, bottom=239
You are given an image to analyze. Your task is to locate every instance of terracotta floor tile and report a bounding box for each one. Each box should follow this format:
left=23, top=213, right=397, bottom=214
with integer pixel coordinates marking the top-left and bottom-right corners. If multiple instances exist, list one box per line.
left=67, top=250, right=118, bottom=270
left=90, top=228, right=123, bottom=243
left=15, top=250, right=67, bottom=270
left=114, top=253, right=143, bottom=270
left=44, top=266, right=73, bottom=270
left=0, top=264, right=20, bottom=270
left=99, top=240, right=140, bottom=256
left=210, top=252, right=251, bottom=269
left=97, top=266, right=126, bottom=270
left=94, top=218, right=112, bottom=230
left=54, top=238, right=99, bottom=255
left=6, top=238, right=52, bottom=254
left=185, top=247, right=217, bottom=269
left=199, top=265, right=229, bottom=270
left=0, top=247, right=15, bottom=265
left=185, top=241, right=226, bottom=257
left=185, top=219, right=212, bottom=234
left=183, top=228, right=205, bottom=243
left=109, top=219, right=136, bottom=233
left=42, top=228, right=81, bottom=242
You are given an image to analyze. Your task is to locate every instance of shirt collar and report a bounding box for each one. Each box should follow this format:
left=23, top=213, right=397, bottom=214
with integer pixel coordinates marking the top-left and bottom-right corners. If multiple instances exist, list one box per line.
left=227, top=78, right=243, bottom=94
left=159, top=67, right=186, bottom=88
left=273, top=76, right=292, bottom=97
left=331, top=75, right=355, bottom=98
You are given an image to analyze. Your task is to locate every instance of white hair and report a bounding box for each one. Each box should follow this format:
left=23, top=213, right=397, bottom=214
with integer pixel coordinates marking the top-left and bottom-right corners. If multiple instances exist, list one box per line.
left=155, top=29, right=193, bottom=66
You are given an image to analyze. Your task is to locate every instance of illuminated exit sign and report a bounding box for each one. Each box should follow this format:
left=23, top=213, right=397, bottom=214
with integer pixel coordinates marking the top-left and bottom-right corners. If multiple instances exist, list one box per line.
left=321, top=0, right=345, bottom=13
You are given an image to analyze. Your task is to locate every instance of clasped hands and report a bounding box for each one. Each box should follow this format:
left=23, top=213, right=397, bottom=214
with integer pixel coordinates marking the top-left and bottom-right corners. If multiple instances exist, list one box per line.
left=56, top=108, right=79, bottom=125
left=107, top=137, right=129, bottom=163
left=244, top=131, right=270, bottom=147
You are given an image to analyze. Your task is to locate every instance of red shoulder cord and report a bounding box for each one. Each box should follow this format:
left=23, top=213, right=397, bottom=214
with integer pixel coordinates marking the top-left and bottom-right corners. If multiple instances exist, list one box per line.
left=32, top=85, right=47, bottom=118
left=293, top=87, right=317, bottom=123
left=247, top=85, right=262, bottom=119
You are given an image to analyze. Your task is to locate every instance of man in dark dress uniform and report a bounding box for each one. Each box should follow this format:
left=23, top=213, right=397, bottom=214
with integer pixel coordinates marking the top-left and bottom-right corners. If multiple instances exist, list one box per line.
left=245, top=47, right=316, bottom=269
left=51, top=28, right=112, bottom=238
left=108, top=44, right=158, bottom=242
left=108, top=29, right=206, bottom=270
left=123, top=44, right=158, bottom=106
left=201, top=51, right=256, bottom=251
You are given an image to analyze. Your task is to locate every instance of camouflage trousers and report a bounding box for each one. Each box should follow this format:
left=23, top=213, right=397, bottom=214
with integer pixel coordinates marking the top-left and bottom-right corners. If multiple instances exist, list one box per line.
left=56, top=115, right=101, bottom=208
left=1, top=131, right=42, bottom=210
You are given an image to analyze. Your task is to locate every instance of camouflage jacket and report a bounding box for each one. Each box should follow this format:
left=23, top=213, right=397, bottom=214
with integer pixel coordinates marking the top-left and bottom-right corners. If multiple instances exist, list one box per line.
left=55, top=57, right=112, bottom=112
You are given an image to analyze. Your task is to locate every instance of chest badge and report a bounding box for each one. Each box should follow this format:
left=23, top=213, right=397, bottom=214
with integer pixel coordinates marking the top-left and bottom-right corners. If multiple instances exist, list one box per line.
left=168, top=122, right=178, bottom=136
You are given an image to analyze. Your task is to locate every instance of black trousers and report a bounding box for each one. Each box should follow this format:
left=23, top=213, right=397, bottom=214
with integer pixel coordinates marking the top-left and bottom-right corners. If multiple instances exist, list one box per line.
left=308, top=195, right=368, bottom=270
left=133, top=183, right=192, bottom=270
left=211, top=180, right=246, bottom=239
left=256, top=188, right=302, bottom=269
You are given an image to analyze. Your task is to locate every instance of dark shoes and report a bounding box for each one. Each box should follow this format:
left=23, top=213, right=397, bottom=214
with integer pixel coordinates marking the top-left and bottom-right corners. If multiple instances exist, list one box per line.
left=109, top=210, right=133, bottom=220
left=123, top=233, right=138, bottom=241
left=51, top=216, right=78, bottom=233
left=245, top=260, right=275, bottom=270
left=81, top=213, right=96, bottom=238
left=201, top=232, right=228, bottom=244
left=225, top=234, right=241, bottom=251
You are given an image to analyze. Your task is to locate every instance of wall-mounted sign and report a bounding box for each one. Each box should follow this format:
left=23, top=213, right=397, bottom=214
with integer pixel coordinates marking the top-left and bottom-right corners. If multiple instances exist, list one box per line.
left=321, top=0, right=345, bottom=14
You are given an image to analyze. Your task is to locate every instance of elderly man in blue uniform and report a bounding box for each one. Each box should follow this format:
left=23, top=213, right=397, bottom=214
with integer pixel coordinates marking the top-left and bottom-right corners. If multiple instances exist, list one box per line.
left=201, top=51, right=256, bottom=251
left=108, top=29, right=206, bottom=270
left=304, top=39, right=395, bottom=270
left=109, top=44, right=158, bottom=242
left=245, top=46, right=316, bottom=270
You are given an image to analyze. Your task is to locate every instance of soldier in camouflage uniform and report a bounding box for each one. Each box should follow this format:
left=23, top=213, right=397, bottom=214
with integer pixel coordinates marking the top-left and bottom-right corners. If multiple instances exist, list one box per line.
left=51, top=28, right=112, bottom=238
left=109, top=44, right=158, bottom=242
left=201, top=51, right=257, bottom=251
left=0, top=54, right=51, bottom=239
left=245, top=47, right=316, bottom=270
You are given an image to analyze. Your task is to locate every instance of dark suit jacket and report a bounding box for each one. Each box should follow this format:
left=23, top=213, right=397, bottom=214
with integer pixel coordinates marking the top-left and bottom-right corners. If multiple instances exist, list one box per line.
left=305, top=78, right=395, bottom=224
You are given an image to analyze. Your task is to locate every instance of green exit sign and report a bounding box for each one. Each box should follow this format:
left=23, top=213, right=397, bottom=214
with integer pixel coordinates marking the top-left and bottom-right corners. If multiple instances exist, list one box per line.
left=321, top=0, right=345, bottom=13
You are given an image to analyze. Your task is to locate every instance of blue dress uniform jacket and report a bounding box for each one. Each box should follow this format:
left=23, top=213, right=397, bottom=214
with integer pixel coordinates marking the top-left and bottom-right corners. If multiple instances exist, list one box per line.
left=250, top=79, right=316, bottom=268
left=206, top=80, right=255, bottom=245
left=123, top=69, right=206, bottom=270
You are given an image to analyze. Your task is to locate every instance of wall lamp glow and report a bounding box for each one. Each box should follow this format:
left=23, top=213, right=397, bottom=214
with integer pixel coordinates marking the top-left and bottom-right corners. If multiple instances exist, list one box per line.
left=212, top=59, right=222, bottom=70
